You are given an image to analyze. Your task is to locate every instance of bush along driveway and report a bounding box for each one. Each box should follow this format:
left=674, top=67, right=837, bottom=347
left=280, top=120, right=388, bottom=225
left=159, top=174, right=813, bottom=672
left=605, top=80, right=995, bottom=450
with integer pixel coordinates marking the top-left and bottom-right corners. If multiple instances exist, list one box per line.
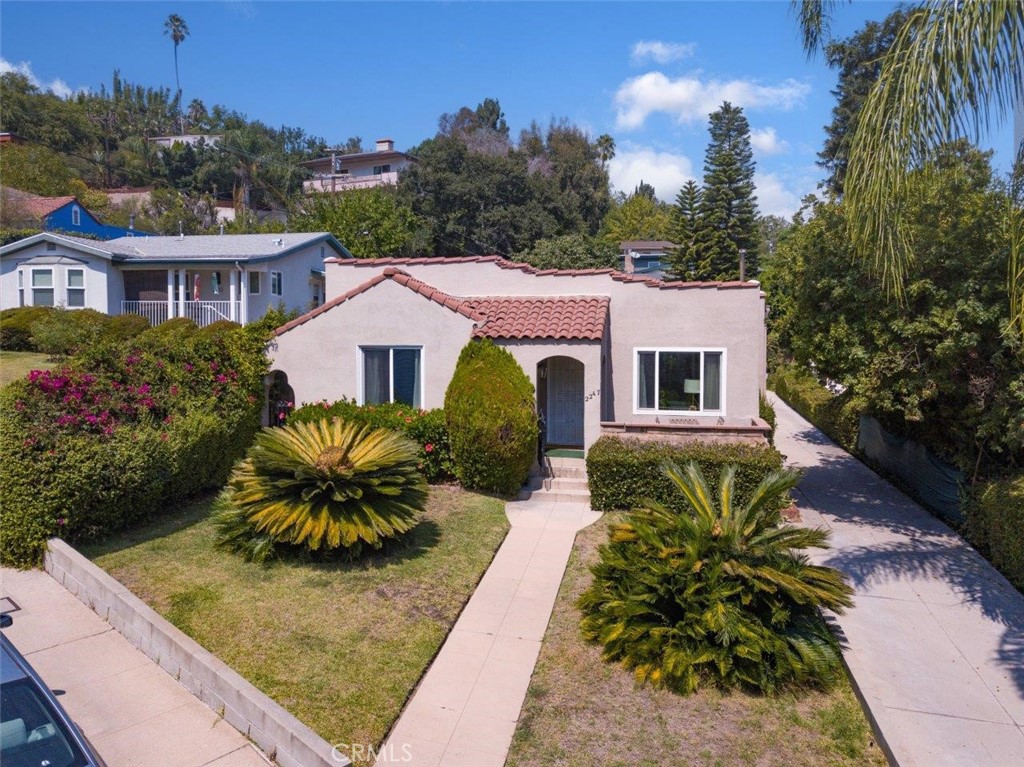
left=770, top=393, right=1024, bottom=766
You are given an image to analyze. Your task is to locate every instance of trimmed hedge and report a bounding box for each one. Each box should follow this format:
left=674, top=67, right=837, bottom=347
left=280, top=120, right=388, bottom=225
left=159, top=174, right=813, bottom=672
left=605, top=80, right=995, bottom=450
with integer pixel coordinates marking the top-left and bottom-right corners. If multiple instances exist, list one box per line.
left=0, top=306, right=57, bottom=351
left=586, top=436, right=785, bottom=513
left=289, top=399, right=454, bottom=483
left=0, top=307, right=151, bottom=355
left=767, top=364, right=862, bottom=452
left=444, top=339, right=538, bottom=496
left=759, top=392, right=777, bottom=446
left=0, top=321, right=267, bottom=567
left=965, top=475, right=1024, bottom=592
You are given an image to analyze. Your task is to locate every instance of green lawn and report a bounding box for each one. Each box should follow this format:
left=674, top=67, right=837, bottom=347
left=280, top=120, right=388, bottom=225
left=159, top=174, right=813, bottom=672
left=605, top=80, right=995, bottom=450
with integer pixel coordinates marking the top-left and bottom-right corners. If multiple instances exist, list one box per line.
left=506, top=515, right=888, bottom=767
left=85, top=486, right=508, bottom=761
left=0, top=351, right=52, bottom=387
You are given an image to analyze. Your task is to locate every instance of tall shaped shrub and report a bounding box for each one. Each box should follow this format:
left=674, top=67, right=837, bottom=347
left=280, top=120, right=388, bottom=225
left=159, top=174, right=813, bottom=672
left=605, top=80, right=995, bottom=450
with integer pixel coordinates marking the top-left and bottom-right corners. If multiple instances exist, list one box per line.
left=444, top=339, right=538, bottom=495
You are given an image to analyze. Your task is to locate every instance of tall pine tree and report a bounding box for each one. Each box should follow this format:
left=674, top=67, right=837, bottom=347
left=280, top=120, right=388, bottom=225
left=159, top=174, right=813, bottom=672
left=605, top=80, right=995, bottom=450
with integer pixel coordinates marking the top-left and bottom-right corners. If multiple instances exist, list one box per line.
left=691, top=102, right=759, bottom=281
left=666, top=180, right=702, bottom=279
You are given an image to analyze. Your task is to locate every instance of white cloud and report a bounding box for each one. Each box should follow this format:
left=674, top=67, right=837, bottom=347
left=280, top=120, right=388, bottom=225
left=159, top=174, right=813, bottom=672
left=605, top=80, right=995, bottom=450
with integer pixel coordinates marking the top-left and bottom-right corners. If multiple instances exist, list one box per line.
left=630, top=40, right=697, bottom=65
left=754, top=172, right=801, bottom=217
left=0, top=58, right=82, bottom=98
left=750, top=127, right=790, bottom=155
left=608, top=147, right=696, bottom=203
left=615, top=72, right=810, bottom=130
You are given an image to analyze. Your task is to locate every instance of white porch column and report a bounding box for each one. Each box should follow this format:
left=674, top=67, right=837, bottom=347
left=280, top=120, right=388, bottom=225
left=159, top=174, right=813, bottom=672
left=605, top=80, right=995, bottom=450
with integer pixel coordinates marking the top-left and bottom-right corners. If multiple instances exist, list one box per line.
left=166, top=269, right=174, bottom=319
left=240, top=268, right=249, bottom=325
left=229, top=270, right=238, bottom=322
left=177, top=269, right=186, bottom=319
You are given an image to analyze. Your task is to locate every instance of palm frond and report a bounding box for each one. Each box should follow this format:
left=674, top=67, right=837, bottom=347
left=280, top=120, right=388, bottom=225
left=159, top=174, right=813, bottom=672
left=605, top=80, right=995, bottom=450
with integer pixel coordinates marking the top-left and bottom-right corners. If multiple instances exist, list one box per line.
left=792, top=0, right=844, bottom=57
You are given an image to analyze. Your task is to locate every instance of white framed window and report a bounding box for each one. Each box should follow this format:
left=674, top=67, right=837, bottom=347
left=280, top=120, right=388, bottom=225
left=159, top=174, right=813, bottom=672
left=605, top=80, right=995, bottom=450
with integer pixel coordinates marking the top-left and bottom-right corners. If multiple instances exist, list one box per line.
left=248, top=271, right=261, bottom=295
left=71, top=206, right=81, bottom=226
left=634, top=348, right=725, bottom=415
left=17, top=270, right=24, bottom=307
left=66, top=268, right=85, bottom=308
left=360, top=346, right=422, bottom=408
left=211, top=271, right=222, bottom=295
left=30, top=268, right=54, bottom=307
left=270, top=271, right=283, bottom=297
left=373, top=164, right=391, bottom=175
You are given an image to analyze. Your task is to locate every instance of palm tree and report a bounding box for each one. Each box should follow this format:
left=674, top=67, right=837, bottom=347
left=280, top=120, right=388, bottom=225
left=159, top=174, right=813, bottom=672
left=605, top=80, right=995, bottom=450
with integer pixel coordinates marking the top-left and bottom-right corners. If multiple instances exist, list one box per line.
left=579, top=461, right=853, bottom=694
left=163, top=14, right=189, bottom=133
left=186, top=98, right=207, bottom=131
left=596, top=133, right=616, bottom=171
left=794, top=1, right=1024, bottom=336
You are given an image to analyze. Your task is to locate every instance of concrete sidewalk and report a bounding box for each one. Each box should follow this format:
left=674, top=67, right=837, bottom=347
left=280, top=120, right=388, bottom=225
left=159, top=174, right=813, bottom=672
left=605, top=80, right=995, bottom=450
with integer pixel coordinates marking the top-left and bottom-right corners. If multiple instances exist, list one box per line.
left=0, top=567, right=270, bottom=767
left=376, top=494, right=601, bottom=767
left=771, top=394, right=1024, bottom=767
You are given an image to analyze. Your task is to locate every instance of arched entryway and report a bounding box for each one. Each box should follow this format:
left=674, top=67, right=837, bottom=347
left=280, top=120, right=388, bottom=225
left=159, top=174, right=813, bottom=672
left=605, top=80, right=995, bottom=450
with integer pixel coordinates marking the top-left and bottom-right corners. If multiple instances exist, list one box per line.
left=267, top=370, right=295, bottom=426
left=537, top=356, right=585, bottom=450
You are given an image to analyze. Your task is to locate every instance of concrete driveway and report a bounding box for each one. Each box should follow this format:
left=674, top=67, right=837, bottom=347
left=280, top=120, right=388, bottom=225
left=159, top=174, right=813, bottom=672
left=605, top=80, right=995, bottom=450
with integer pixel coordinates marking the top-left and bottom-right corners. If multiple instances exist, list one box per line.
left=771, top=394, right=1024, bottom=767
left=1, top=567, right=270, bottom=767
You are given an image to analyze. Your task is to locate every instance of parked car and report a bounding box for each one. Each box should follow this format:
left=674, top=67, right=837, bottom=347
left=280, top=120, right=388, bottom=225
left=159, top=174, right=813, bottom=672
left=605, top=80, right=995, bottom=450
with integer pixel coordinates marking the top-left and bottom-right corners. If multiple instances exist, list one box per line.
left=0, top=613, right=107, bottom=767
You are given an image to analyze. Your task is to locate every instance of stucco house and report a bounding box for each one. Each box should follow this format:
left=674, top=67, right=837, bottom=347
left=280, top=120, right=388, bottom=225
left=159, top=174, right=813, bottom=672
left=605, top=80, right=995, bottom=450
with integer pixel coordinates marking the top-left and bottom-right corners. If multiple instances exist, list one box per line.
left=269, top=256, right=770, bottom=451
left=1, top=187, right=142, bottom=239
left=300, top=139, right=415, bottom=194
left=0, top=231, right=352, bottom=326
left=619, top=240, right=676, bottom=279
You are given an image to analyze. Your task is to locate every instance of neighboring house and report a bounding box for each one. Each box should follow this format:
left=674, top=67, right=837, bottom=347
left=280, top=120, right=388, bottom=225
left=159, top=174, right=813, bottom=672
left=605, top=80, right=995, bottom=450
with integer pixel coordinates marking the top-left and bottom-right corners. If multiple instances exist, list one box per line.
left=269, top=256, right=770, bottom=450
left=1, top=187, right=142, bottom=239
left=149, top=135, right=223, bottom=149
left=0, top=231, right=352, bottom=326
left=300, top=139, right=415, bottom=194
left=619, top=241, right=676, bottom=280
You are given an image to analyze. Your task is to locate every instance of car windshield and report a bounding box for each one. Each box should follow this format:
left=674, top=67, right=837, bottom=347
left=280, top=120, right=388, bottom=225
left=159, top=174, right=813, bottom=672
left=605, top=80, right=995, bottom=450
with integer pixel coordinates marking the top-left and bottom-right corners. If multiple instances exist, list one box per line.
left=1, top=678, right=89, bottom=767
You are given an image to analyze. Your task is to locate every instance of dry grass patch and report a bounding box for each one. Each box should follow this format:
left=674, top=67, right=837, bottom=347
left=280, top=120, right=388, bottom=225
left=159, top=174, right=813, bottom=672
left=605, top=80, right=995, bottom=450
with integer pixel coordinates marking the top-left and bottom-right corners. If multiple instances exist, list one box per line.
left=506, top=515, right=887, bottom=767
left=85, top=485, right=508, bottom=761
left=0, top=351, right=52, bottom=388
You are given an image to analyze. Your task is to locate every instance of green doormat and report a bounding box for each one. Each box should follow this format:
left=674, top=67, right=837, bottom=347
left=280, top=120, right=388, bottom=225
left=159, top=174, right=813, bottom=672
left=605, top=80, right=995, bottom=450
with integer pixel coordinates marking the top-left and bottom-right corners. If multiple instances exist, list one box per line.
left=547, top=448, right=585, bottom=459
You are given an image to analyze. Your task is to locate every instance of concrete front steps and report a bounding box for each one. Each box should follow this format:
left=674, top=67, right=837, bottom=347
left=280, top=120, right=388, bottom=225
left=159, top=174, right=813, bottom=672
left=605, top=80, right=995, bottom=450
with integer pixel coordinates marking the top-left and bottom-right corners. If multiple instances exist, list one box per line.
left=518, top=456, right=591, bottom=504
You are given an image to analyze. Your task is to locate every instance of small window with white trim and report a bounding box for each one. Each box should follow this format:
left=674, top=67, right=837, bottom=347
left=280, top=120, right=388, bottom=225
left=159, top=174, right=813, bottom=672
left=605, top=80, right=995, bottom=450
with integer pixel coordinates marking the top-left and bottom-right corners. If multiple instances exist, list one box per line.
left=31, top=269, right=54, bottom=307
left=17, top=270, right=24, bottom=306
left=361, top=347, right=422, bottom=408
left=248, top=271, right=261, bottom=294
left=270, top=271, right=283, bottom=297
left=71, top=206, right=81, bottom=226
left=635, top=348, right=724, bottom=414
left=66, top=268, right=85, bottom=307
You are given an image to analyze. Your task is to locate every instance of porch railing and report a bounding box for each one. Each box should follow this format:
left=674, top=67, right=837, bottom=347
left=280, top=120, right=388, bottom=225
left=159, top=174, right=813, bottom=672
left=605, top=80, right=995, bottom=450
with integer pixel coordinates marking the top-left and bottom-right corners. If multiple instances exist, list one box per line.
left=121, top=300, right=241, bottom=328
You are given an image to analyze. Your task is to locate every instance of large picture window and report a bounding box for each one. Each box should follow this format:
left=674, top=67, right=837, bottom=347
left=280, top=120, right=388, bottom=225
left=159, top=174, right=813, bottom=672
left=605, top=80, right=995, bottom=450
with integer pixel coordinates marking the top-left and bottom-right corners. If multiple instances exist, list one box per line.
left=362, top=347, right=422, bottom=408
left=635, top=348, right=723, bottom=414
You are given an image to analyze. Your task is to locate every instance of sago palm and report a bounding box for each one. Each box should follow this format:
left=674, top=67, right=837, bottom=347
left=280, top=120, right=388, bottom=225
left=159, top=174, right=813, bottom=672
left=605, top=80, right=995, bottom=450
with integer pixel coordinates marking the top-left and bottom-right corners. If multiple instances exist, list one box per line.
left=214, top=419, right=427, bottom=563
left=579, top=460, right=853, bottom=695
left=795, top=0, right=1024, bottom=336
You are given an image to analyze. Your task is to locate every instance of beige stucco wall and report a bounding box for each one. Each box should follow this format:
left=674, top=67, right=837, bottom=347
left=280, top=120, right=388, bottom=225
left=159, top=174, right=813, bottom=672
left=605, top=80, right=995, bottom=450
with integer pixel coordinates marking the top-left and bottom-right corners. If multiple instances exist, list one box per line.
left=267, top=279, right=478, bottom=410
left=324, top=260, right=766, bottom=427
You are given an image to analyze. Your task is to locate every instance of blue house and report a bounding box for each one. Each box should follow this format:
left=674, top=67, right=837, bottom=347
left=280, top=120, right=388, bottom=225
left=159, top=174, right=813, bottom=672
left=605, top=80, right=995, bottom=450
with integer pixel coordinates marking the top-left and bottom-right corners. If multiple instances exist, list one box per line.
left=1, top=188, right=146, bottom=239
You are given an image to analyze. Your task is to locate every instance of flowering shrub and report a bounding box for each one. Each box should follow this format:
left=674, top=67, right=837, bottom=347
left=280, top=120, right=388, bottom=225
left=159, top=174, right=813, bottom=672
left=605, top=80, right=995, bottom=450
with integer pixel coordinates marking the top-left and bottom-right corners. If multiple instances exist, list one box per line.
left=0, top=319, right=269, bottom=567
left=288, top=399, right=455, bottom=483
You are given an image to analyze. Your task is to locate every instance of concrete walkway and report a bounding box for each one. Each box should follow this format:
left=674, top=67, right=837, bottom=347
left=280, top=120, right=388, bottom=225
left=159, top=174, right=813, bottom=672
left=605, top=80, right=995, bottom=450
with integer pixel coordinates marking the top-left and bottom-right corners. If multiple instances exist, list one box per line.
left=0, top=567, right=270, bottom=767
left=771, top=394, right=1024, bottom=767
left=376, top=491, right=601, bottom=766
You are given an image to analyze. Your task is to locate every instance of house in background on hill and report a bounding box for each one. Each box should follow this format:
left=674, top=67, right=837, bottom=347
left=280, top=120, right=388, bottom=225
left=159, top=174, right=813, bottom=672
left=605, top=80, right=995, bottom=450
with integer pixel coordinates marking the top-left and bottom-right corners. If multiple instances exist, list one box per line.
left=619, top=241, right=675, bottom=280
left=1, top=186, right=144, bottom=239
left=0, top=231, right=351, bottom=325
left=300, top=138, right=415, bottom=194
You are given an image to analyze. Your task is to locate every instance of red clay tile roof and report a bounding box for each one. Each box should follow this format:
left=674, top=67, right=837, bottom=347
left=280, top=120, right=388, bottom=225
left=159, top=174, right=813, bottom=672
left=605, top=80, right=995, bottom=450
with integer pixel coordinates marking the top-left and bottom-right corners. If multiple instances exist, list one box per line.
left=320, top=255, right=759, bottom=290
left=275, top=268, right=610, bottom=341
left=466, top=296, right=609, bottom=341
left=274, top=267, right=484, bottom=336
left=4, top=194, right=77, bottom=220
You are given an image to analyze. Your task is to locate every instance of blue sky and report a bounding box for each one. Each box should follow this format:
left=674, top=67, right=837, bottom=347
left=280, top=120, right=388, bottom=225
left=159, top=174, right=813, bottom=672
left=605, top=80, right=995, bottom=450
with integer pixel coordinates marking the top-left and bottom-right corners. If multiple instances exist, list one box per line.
left=1, top=1, right=1016, bottom=217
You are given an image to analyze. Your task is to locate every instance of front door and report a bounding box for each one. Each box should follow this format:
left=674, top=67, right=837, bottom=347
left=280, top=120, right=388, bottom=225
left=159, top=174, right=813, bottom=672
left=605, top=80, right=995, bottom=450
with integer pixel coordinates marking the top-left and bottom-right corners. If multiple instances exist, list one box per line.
left=546, top=357, right=584, bottom=447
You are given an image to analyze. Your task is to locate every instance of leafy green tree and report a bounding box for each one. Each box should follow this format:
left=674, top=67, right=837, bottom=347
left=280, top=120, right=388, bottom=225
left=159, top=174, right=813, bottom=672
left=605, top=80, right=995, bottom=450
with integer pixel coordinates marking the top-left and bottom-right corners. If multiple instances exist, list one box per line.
left=757, top=214, right=792, bottom=260
left=796, top=1, right=1024, bottom=335
left=580, top=461, right=853, bottom=694
left=600, top=192, right=672, bottom=244
left=514, top=233, right=619, bottom=270
left=818, top=9, right=909, bottom=196
left=0, top=144, right=74, bottom=197
left=292, top=188, right=423, bottom=258
left=691, top=102, right=760, bottom=281
left=666, top=180, right=702, bottom=279
left=763, top=141, right=1023, bottom=474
